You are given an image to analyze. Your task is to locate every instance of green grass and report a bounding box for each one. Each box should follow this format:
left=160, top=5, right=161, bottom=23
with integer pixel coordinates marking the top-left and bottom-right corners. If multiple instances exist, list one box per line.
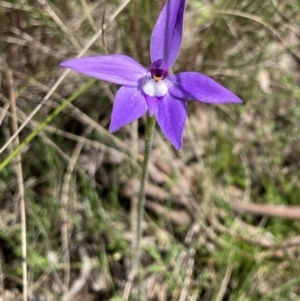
left=1, top=0, right=300, bottom=300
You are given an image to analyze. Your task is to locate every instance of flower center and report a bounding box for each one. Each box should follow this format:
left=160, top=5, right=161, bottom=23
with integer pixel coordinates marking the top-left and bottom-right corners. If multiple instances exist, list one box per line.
left=142, top=59, right=168, bottom=97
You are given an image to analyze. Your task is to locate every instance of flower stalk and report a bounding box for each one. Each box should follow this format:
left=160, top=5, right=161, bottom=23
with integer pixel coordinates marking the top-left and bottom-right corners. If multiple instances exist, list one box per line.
left=135, top=114, right=156, bottom=298
left=60, top=0, right=242, bottom=296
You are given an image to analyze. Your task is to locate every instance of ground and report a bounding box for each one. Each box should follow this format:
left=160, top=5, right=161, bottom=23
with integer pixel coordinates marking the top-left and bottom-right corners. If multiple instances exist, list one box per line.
left=1, top=0, right=300, bottom=300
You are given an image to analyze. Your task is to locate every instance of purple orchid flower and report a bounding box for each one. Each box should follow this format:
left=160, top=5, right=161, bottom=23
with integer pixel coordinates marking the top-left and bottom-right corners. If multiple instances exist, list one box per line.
left=61, top=0, right=242, bottom=150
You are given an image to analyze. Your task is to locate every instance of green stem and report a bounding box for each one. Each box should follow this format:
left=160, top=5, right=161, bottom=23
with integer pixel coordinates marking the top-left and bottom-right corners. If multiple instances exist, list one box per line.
left=135, top=114, right=156, bottom=299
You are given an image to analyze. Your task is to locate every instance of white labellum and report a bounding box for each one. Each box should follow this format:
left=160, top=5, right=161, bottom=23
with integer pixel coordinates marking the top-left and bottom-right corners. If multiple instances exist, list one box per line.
left=142, top=79, right=168, bottom=97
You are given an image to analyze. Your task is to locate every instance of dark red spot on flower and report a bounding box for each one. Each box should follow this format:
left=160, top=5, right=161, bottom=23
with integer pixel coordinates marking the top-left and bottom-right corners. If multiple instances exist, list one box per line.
left=150, top=59, right=168, bottom=81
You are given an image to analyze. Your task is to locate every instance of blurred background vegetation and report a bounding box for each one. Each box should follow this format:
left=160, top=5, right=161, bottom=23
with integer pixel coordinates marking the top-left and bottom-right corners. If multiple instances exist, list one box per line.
left=1, top=0, right=300, bottom=300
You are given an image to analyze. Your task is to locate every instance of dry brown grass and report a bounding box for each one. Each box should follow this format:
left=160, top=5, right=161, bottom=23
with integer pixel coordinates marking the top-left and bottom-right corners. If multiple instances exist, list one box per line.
left=1, top=0, right=300, bottom=300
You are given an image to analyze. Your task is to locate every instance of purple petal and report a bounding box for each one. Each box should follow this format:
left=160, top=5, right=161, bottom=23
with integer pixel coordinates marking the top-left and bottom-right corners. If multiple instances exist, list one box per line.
left=60, top=54, right=146, bottom=87
left=169, top=72, right=242, bottom=103
left=150, top=0, right=186, bottom=68
left=156, top=94, right=187, bottom=150
left=145, top=95, right=163, bottom=117
left=109, top=86, right=148, bottom=132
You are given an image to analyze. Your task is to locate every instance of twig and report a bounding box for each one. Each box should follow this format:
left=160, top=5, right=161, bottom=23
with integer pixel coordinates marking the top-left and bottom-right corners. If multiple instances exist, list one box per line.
left=6, top=68, right=27, bottom=301
left=178, top=248, right=195, bottom=301
left=37, top=0, right=82, bottom=52
left=80, top=0, right=97, bottom=32
left=0, top=103, right=10, bottom=125
left=9, top=26, right=60, bottom=58
left=214, top=265, right=233, bottom=301
left=61, top=126, right=93, bottom=298
left=232, top=201, right=300, bottom=219
left=214, top=221, right=236, bottom=301
left=62, top=247, right=92, bottom=301
left=101, top=0, right=108, bottom=53
left=0, top=258, right=3, bottom=301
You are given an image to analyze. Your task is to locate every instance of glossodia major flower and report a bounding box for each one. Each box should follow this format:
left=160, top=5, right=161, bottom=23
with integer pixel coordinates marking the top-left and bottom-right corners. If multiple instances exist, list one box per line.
left=61, top=0, right=242, bottom=150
